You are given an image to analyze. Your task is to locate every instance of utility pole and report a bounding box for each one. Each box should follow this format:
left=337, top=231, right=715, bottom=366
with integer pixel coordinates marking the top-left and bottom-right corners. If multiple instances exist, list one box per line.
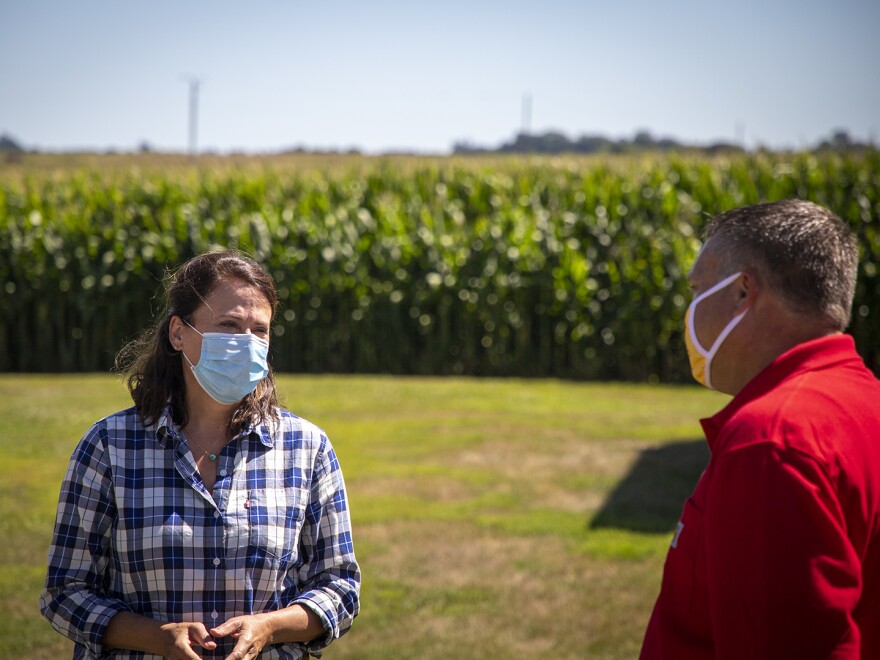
left=182, top=76, right=201, bottom=156
left=735, top=121, right=745, bottom=149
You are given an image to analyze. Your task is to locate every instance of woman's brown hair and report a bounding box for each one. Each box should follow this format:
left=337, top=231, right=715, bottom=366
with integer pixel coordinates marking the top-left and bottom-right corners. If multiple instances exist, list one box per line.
left=116, top=250, right=280, bottom=435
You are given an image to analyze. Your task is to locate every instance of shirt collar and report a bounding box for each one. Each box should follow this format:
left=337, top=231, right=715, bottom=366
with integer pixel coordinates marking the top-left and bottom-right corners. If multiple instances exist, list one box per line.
left=700, top=333, right=862, bottom=451
left=155, top=408, right=178, bottom=449
left=154, top=406, right=276, bottom=449
left=246, top=415, right=277, bottom=449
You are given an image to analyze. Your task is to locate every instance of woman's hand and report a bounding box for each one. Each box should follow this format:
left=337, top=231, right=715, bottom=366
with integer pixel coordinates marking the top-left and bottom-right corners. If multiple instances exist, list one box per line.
left=211, top=605, right=324, bottom=659
left=104, top=612, right=217, bottom=659
left=158, top=621, right=218, bottom=659
left=211, top=613, right=275, bottom=660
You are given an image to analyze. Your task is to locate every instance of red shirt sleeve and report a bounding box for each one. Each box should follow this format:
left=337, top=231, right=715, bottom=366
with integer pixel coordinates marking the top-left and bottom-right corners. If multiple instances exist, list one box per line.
left=704, top=442, right=862, bottom=658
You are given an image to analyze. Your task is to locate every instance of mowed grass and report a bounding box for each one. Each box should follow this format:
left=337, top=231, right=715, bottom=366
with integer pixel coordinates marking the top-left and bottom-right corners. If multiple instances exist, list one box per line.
left=0, top=374, right=727, bottom=659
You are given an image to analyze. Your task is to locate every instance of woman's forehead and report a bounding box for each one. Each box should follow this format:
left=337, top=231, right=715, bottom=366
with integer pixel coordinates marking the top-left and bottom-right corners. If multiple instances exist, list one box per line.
left=195, top=278, right=273, bottom=319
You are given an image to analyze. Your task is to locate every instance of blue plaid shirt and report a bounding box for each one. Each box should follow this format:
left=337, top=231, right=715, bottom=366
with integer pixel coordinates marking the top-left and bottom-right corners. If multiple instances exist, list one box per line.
left=40, top=405, right=360, bottom=659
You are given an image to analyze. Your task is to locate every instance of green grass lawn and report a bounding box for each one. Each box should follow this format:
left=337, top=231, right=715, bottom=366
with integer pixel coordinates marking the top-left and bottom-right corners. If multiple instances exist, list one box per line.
left=0, top=374, right=727, bottom=659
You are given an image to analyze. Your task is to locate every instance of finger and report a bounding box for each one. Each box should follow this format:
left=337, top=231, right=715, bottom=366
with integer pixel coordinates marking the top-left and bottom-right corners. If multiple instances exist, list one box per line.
left=211, top=618, right=243, bottom=639
left=175, top=638, right=208, bottom=660
left=191, top=623, right=218, bottom=649
left=223, top=638, right=261, bottom=660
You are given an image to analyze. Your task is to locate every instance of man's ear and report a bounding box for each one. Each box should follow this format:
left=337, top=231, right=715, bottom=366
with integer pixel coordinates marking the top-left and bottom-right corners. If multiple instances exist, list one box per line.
left=737, top=271, right=759, bottom=310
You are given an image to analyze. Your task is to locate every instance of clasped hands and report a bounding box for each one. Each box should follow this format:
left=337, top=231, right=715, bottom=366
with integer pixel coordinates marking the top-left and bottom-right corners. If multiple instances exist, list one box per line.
left=160, top=613, right=278, bottom=660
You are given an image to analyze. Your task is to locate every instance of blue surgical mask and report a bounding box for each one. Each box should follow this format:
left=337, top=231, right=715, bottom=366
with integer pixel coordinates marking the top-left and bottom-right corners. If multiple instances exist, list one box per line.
left=181, top=320, right=270, bottom=405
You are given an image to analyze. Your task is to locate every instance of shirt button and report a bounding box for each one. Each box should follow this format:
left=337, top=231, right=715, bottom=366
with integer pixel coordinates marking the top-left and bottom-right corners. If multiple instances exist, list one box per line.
left=219, top=469, right=228, bottom=477
left=213, top=511, right=220, bottom=519
left=211, top=610, right=219, bottom=619
left=213, top=557, right=221, bottom=566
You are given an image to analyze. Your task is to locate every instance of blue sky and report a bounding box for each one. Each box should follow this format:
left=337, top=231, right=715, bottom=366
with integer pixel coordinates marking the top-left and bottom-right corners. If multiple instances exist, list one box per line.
left=1, top=0, right=878, bottom=154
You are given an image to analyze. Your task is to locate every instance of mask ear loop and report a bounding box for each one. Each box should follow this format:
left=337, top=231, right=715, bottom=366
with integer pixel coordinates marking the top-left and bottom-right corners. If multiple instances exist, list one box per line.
left=182, top=318, right=204, bottom=337
left=702, top=309, right=748, bottom=389
left=687, top=271, right=745, bottom=389
left=179, top=319, right=203, bottom=370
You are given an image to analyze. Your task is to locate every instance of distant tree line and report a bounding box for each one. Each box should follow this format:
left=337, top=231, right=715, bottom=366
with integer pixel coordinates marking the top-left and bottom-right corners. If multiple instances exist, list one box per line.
left=0, top=134, right=25, bottom=153
left=453, top=129, right=876, bottom=156
left=0, top=127, right=874, bottom=158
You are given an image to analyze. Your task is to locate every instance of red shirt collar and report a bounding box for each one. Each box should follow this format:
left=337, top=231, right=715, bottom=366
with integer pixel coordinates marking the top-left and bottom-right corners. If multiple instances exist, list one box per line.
left=700, top=334, right=862, bottom=452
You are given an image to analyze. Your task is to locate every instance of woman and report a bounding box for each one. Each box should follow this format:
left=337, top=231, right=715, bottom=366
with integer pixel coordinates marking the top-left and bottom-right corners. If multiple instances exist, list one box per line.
left=41, top=251, right=360, bottom=660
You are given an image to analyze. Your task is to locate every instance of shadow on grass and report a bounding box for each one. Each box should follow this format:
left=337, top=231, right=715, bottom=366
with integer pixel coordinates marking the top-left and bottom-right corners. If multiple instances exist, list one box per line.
left=590, top=439, right=710, bottom=533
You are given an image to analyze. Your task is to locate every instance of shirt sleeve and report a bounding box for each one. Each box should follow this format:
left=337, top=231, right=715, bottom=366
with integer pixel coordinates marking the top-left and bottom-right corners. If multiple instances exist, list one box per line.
left=704, top=442, right=862, bottom=658
left=291, top=433, right=361, bottom=652
left=39, top=422, right=130, bottom=658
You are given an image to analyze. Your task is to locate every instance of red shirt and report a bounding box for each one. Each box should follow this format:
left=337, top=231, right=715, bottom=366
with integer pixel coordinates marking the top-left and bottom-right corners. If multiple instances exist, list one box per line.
left=641, top=334, right=880, bottom=659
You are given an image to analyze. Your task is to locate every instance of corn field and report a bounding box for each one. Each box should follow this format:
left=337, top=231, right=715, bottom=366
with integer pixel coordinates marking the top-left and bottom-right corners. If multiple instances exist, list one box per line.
left=1, top=151, right=878, bottom=380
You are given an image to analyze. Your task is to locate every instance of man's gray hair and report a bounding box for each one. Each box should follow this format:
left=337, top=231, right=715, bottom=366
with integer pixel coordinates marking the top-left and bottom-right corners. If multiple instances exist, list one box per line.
left=705, top=199, right=858, bottom=330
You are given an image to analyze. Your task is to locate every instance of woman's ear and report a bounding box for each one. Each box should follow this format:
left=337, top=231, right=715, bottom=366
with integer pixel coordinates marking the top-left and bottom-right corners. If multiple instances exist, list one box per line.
left=168, top=315, right=184, bottom=351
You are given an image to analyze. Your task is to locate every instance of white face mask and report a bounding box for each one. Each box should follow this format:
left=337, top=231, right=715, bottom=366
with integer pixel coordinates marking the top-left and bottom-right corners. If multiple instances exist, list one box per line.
left=684, top=271, right=748, bottom=389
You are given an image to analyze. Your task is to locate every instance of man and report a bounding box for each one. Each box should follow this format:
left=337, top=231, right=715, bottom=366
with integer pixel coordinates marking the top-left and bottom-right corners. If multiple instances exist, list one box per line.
left=641, top=199, right=880, bottom=658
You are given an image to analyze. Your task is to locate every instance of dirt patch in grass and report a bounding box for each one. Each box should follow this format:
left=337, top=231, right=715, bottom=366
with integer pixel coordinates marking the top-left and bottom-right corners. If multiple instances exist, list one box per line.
left=354, top=473, right=480, bottom=504
left=341, top=519, right=661, bottom=659
left=451, top=433, right=648, bottom=514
